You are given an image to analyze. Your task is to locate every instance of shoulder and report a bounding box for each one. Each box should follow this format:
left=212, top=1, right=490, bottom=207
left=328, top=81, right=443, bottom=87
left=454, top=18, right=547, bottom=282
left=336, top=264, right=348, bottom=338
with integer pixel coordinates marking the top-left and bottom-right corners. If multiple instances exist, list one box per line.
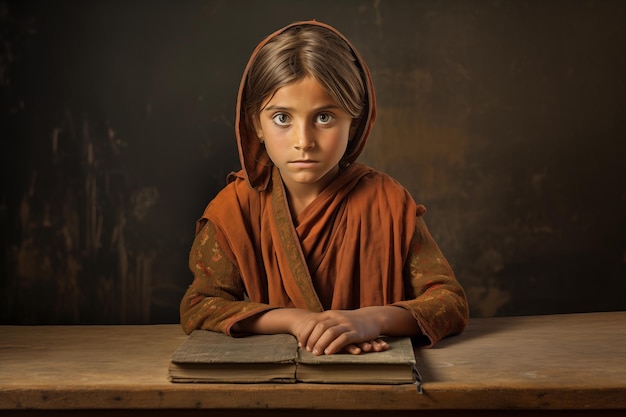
left=363, top=168, right=405, bottom=190
left=355, top=164, right=411, bottom=200
left=203, top=170, right=261, bottom=220
left=352, top=164, right=426, bottom=216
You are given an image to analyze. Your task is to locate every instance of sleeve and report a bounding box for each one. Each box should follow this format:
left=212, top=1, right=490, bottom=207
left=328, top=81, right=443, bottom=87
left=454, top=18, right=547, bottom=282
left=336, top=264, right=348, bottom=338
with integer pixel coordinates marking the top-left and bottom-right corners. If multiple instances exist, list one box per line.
left=179, top=219, right=274, bottom=335
left=392, top=215, right=470, bottom=347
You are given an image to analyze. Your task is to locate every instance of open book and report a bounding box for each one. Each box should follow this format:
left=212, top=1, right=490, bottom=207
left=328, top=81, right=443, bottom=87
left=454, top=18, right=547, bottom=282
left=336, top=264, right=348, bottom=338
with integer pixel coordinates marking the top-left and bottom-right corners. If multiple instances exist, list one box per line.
left=169, top=330, right=421, bottom=390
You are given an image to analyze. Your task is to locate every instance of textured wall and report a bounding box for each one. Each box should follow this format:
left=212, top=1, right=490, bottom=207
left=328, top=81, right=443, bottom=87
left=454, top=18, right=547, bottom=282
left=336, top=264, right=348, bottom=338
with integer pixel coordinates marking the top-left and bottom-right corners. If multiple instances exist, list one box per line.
left=1, top=0, right=625, bottom=324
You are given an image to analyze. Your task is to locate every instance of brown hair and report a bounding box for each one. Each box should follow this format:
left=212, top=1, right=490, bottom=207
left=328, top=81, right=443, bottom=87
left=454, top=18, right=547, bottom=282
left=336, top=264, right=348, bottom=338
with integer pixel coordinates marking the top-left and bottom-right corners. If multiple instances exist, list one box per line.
left=243, top=24, right=366, bottom=132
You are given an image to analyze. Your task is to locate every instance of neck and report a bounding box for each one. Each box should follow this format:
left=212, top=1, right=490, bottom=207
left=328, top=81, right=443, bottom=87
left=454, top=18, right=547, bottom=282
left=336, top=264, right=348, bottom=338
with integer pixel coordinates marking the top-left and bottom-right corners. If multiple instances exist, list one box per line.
left=284, top=185, right=318, bottom=221
left=279, top=166, right=341, bottom=220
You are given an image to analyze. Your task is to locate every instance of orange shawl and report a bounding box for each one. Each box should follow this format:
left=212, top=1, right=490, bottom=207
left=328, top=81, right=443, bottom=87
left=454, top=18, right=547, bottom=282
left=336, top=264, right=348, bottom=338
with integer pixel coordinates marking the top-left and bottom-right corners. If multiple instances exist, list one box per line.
left=181, top=20, right=468, bottom=344
left=200, top=163, right=417, bottom=315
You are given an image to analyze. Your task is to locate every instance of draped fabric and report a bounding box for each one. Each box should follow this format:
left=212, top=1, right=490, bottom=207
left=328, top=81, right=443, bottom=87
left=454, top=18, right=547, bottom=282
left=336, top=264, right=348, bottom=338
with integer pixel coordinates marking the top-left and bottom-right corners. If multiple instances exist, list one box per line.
left=181, top=164, right=469, bottom=346
left=180, top=20, right=468, bottom=346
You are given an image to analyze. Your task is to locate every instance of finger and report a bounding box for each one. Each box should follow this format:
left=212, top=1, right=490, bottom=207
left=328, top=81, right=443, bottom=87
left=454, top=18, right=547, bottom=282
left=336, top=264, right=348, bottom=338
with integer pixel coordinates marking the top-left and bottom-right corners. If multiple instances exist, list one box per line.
left=294, top=313, right=323, bottom=349
left=296, top=321, right=316, bottom=349
left=342, top=343, right=362, bottom=355
left=306, top=319, right=337, bottom=354
left=359, top=342, right=373, bottom=352
left=370, top=338, right=389, bottom=352
left=319, top=329, right=356, bottom=355
left=351, top=339, right=388, bottom=354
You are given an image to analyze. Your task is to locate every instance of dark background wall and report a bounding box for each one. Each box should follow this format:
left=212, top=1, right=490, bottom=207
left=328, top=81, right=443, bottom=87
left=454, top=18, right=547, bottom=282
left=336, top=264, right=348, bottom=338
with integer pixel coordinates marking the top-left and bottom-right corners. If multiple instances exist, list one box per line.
left=1, top=0, right=624, bottom=325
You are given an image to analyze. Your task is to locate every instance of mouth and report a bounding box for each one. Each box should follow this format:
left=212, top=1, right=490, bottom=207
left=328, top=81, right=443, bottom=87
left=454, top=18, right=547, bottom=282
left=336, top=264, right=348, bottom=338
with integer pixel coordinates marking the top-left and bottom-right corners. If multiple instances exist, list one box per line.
left=288, top=160, right=319, bottom=169
left=289, top=159, right=318, bottom=164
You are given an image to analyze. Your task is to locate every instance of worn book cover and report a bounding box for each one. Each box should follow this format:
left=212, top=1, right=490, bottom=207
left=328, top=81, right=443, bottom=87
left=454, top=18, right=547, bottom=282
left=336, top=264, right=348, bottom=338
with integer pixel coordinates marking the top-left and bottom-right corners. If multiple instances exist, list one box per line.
left=169, top=332, right=297, bottom=383
left=296, top=337, right=420, bottom=385
left=169, top=330, right=421, bottom=389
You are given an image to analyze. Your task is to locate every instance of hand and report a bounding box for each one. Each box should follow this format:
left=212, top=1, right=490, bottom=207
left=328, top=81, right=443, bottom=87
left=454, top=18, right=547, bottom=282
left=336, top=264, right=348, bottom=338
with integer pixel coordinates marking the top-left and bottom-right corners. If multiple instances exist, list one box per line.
left=291, top=309, right=388, bottom=356
left=231, top=305, right=419, bottom=355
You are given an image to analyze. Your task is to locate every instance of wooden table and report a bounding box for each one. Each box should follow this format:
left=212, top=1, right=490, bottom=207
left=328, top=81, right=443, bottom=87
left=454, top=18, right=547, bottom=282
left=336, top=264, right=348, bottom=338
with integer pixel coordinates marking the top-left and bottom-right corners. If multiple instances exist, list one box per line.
left=1, top=312, right=625, bottom=416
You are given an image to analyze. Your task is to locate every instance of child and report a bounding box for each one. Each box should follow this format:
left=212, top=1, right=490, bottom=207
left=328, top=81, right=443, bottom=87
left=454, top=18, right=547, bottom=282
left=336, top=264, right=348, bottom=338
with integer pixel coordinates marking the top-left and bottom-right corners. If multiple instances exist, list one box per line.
left=180, top=20, right=469, bottom=356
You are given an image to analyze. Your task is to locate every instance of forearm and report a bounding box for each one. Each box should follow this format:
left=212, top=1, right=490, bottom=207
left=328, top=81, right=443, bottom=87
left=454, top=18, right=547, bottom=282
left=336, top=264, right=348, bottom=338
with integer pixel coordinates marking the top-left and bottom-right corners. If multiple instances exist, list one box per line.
left=182, top=220, right=277, bottom=335
left=359, top=305, right=421, bottom=337
left=395, top=283, right=469, bottom=345
left=393, top=217, right=469, bottom=346
left=230, top=307, right=310, bottom=335
left=180, top=286, right=273, bottom=335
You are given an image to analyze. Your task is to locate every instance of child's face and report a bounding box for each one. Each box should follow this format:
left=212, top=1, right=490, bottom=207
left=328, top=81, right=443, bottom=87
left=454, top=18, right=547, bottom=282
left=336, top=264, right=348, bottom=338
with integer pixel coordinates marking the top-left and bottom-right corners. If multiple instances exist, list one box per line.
left=255, top=76, right=353, bottom=197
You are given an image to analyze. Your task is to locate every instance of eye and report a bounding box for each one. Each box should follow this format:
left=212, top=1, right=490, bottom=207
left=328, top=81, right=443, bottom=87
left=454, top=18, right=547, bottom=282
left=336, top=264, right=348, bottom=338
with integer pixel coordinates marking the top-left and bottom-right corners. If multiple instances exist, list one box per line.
left=272, top=113, right=291, bottom=126
left=316, top=113, right=335, bottom=125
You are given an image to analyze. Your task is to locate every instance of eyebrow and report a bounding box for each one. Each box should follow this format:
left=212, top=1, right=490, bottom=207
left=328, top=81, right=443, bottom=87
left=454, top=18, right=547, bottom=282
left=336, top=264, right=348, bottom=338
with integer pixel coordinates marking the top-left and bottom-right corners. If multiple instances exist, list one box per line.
left=262, top=104, right=342, bottom=113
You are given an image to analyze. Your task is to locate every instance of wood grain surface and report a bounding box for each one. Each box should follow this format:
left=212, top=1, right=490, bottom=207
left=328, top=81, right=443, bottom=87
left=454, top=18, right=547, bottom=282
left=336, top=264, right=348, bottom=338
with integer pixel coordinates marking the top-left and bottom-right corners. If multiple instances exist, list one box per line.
left=1, top=312, right=625, bottom=415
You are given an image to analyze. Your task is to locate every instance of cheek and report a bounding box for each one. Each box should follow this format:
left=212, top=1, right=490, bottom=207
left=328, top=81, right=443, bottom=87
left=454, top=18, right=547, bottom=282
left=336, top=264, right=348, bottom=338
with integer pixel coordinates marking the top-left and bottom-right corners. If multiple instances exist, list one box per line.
left=262, top=136, right=287, bottom=162
left=332, top=127, right=351, bottom=151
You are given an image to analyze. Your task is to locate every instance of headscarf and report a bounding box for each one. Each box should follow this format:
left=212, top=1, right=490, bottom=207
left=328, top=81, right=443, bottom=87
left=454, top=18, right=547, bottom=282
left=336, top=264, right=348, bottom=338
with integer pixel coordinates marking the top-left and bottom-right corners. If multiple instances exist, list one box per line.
left=234, top=20, right=377, bottom=191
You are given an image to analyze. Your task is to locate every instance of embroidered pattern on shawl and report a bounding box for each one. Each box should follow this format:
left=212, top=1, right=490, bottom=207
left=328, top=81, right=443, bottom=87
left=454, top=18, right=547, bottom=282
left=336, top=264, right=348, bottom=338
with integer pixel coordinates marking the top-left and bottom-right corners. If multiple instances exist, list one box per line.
left=270, top=166, right=323, bottom=312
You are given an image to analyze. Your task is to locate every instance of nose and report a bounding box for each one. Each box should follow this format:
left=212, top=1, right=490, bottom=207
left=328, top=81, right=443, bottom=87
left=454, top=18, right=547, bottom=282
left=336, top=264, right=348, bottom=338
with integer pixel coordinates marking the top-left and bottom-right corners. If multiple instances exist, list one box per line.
left=293, top=122, right=315, bottom=151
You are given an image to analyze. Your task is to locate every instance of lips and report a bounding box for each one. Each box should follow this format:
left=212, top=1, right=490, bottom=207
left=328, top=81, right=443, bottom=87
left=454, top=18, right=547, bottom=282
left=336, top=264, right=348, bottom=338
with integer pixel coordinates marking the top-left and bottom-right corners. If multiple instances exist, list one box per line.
left=288, top=160, right=320, bottom=171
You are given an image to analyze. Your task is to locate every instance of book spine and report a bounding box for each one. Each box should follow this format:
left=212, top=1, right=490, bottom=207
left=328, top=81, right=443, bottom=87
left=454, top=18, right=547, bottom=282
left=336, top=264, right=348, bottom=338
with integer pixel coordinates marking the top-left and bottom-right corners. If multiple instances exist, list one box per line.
left=413, top=366, right=423, bottom=394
